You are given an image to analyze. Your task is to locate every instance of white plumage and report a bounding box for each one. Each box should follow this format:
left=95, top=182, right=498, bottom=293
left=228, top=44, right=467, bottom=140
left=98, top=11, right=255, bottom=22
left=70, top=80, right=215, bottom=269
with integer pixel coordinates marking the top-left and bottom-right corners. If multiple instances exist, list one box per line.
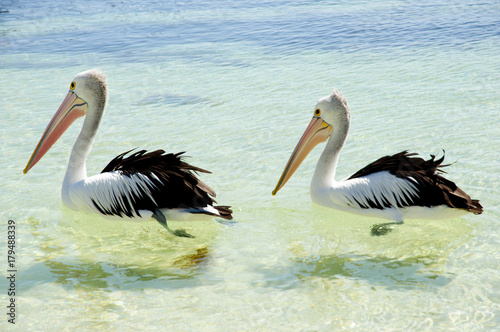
left=326, top=171, right=419, bottom=209
left=66, top=171, right=160, bottom=217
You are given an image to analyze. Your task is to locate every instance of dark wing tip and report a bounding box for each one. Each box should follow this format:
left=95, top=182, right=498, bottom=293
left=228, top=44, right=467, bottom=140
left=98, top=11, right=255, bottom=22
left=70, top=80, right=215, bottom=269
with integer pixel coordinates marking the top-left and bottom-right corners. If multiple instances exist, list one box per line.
left=469, top=199, right=483, bottom=214
left=214, top=206, right=233, bottom=220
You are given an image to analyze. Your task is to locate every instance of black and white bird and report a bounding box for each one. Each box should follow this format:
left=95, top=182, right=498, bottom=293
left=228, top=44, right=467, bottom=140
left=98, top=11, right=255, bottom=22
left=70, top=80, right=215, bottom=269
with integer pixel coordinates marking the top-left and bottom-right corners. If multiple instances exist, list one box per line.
left=272, top=90, right=482, bottom=235
left=24, top=69, right=232, bottom=238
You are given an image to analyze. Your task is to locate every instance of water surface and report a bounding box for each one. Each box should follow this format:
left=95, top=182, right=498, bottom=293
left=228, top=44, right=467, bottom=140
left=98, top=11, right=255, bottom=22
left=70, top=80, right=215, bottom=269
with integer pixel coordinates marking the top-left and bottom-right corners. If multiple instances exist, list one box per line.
left=1, top=0, right=499, bottom=330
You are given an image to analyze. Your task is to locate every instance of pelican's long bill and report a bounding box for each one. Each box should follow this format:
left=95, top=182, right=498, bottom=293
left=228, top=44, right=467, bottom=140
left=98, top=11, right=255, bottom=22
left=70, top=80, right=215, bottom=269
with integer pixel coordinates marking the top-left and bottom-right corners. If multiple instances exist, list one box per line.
left=272, top=117, right=332, bottom=195
left=24, top=91, right=88, bottom=174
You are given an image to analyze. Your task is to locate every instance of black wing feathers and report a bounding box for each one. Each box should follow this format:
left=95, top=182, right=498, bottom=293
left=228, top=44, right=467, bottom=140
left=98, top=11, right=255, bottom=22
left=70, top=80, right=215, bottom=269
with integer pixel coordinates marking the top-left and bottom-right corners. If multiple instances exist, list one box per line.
left=97, top=149, right=232, bottom=219
left=348, top=151, right=482, bottom=213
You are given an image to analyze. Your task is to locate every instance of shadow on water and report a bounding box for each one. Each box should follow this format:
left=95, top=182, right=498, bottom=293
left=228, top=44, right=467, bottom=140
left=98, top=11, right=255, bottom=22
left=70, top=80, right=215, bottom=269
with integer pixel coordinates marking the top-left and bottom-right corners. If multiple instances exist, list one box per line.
left=294, top=253, right=453, bottom=290
left=45, top=246, right=211, bottom=289
left=134, top=92, right=216, bottom=107
left=22, top=216, right=214, bottom=292
left=282, top=203, right=476, bottom=290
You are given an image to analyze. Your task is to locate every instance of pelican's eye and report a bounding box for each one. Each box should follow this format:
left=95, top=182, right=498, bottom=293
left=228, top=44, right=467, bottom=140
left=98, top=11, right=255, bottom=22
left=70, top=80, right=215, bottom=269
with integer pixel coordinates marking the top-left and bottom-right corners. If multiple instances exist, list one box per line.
left=314, top=109, right=321, bottom=116
left=70, top=82, right=76, bottom=90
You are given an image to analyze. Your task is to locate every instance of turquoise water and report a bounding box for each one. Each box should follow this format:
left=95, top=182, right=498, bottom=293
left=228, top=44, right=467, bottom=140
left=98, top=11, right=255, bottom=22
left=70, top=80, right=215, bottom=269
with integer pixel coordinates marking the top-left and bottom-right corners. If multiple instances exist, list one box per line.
left=1, top=0, right=499, bottom=330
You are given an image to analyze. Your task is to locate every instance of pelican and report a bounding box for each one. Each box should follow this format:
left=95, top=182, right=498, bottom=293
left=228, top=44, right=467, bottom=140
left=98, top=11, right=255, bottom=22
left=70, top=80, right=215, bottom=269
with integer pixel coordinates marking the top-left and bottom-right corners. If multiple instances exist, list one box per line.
left=272, top=90, right=482, bottom=235
left=23, top=69, right=232, bottom=238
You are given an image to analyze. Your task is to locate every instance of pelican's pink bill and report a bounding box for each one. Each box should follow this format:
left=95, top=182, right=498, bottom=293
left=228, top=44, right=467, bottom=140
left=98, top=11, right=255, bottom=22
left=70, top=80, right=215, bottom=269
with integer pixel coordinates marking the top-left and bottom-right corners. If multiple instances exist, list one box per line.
left=23, top=91, right=87, bottom=174
left=272, top=117, right=332, bottom=195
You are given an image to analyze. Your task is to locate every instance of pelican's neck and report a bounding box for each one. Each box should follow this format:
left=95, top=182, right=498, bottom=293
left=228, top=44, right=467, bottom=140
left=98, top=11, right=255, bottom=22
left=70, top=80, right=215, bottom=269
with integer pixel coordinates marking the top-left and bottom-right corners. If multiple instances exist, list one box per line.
left=62, top=98, right=105, bottom=206
left=311, top=117, right=349, bottom=190
left=66, top=117, right=99, bottom=179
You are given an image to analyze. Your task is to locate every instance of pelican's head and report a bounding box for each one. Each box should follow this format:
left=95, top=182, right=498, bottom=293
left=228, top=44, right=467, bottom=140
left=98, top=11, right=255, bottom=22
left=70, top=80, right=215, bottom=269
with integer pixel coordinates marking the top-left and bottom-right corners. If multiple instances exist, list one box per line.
left=314, top=90, right=350, bottom=126
left=23, top=69, right=107, bottom=174
left=272, top=90, right=349, bottom=195
left=69, top=69, right=107, bottom=110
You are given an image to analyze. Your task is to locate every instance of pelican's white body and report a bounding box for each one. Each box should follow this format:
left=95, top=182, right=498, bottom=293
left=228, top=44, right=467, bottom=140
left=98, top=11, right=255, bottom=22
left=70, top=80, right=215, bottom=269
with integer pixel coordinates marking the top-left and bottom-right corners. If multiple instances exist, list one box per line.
left=311, top=172, right=468, bottom=221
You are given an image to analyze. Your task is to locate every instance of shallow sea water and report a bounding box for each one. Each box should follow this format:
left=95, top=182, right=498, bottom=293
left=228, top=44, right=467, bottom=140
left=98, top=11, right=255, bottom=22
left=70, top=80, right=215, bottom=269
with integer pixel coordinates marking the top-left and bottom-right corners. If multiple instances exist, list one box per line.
left=1, top=0, right=499, bottom=330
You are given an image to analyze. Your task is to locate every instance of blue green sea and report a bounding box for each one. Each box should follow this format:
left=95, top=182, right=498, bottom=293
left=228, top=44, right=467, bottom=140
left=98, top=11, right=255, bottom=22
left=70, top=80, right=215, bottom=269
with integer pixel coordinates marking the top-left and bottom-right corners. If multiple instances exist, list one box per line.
left=1, top=0, right=499, bottom=330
